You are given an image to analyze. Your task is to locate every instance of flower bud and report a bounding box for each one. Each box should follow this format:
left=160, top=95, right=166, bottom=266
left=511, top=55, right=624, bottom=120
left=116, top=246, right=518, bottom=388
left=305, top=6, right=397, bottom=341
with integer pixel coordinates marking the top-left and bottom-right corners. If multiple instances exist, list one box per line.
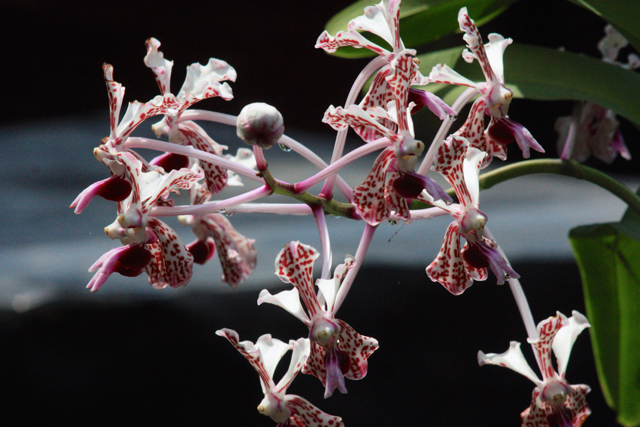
left=236, top=102, right=284, bottom=149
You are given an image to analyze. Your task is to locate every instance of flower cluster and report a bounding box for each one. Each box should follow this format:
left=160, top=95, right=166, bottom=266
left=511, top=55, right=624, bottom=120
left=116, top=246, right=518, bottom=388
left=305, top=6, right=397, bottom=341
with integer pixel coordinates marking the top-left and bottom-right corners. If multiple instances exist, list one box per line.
left=71, top=1, right=604, bottom=425
left=556, top=25, right=637, bottom=164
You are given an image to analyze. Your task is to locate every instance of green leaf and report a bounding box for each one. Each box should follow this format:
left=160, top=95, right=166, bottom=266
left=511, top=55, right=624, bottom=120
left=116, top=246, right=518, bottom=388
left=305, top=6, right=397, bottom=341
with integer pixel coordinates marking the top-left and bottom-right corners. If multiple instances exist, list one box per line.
left=324, top=0, right=522, bottom=59
left=569, top=191, right=640, bottom=427
left=566, top=0, right=640, bottom=53
left=417, top=44, right=640, bottom=126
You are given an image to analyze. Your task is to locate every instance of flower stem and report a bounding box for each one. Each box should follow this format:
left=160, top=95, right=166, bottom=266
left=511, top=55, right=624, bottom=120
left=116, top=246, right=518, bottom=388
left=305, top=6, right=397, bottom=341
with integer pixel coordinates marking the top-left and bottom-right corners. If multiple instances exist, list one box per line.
left=259, top=168, right=358, bottom=219
left=180, top=110, right=353, bottom=199
left=313, top=205, right=333, bottom=280
left=484, top=227, right=538, bottom=342
left=150, top=185, right=272, bottom=216
left=295, top=138, right=391, bottom=193
left=124, top=137, right=264, bottom=184
left=333, top=223, right=377, bottom=315
left=478, top=159, right=640, bottom=215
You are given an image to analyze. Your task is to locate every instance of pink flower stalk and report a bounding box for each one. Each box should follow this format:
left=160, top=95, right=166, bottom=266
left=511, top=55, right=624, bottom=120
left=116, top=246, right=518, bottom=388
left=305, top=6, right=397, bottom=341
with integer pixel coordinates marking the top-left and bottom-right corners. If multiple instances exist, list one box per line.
left=556, top=25, right=637, bottom=163
left=479, top=311, right=591, bottom=427
left=216, top=329, right=344, bottom=427
left=427, top=8, right=543, bottom=159
left=258, top=241, right=378, bottom=398
left=422, top=135, right=518, bottom=294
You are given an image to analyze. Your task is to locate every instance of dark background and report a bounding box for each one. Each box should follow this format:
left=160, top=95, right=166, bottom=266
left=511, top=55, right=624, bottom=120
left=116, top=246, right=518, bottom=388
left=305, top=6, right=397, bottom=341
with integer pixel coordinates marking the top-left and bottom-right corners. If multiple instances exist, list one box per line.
left=1, top=0, right=635, bottom=425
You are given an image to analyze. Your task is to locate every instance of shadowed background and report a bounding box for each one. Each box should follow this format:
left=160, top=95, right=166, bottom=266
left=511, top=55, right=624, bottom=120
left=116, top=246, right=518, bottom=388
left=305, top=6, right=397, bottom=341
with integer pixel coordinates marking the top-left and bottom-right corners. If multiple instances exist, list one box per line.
left=0, top=0, right=636, bottom=425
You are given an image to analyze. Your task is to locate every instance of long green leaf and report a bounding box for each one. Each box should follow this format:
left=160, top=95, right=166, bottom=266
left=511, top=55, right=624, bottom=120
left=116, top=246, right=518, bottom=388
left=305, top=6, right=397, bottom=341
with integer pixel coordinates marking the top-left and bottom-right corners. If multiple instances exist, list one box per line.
left=324, top=0, right=521, bottom=59
left=569, top=192, right=640, bottom=426
left=566, top=0, right=640, bottom=53
left=417, top=44, right=640, bottom=126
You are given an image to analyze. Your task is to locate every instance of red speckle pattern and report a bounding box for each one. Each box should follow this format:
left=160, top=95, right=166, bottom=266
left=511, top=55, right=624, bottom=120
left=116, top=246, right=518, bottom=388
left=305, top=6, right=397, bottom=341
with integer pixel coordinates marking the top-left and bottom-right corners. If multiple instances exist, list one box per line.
left=200, top=214, right=257, bottom=288
left=145, top=218, right=193, bottom=289
left=303, top=319, right=378, bottom=384
left=386, top=51, right=416, bottom=133
left=432, top=136, right=474, bottom=207
left=316, top=30, right=388, bottom=59
left=102, top=64, right=124, bottom=138
left=275, top=242, right=321, bottom=319
left=458, top=10, right=496, bottom=84
left=532, top=315, right=564, bottom=381
left=521, top=384, right=591, bottom=427
left=322, top=105, right=397, bottom=144
left=180, top=121, right=228, bottom=194
left=353, top=148, right=397, bottom=225
left=285, top=395, right=344, bottom=427
left=216, top=328, right=274, bottom=391
left=455, top=97, right=507, bottom=165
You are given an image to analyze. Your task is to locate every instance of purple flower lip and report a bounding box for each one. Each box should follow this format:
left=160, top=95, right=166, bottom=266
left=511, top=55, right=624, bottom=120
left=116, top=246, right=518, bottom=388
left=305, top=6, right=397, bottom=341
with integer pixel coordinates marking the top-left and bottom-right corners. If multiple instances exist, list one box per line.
left=150, top=152, right=190, bottom=171
left=186, top=239, right=216, bottom=265
left=462, top=244, right=489, bottom=268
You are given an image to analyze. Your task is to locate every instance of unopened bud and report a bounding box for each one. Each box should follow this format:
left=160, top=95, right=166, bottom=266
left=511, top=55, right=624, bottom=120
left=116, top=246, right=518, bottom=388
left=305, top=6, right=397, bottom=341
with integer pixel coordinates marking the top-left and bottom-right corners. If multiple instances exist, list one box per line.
left=236, top=102, right=284, bottom=149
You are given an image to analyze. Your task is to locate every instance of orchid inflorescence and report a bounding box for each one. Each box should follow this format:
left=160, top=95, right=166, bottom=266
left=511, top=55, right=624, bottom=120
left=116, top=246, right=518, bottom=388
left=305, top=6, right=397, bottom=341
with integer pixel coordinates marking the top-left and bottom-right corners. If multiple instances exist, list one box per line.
left=71, top=1, right=612, bottom=425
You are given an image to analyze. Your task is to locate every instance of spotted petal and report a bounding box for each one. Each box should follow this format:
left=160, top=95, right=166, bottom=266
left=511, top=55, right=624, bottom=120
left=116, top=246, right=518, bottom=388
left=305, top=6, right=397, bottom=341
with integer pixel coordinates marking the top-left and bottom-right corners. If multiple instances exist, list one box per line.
left=180, top=121, right=229, bottom=194
left=316, top=29, right=390, bottom=60
left=521, top=384, right=591, bottom=427
left=145, top=218, right=194, bottom=289
left=202, top=214, right=256, bottom=288
left=322, top=105, right=397, bottom=143
left=454, top=97, right=507, bottom=166
left=427, top=221, right=474, bottom=295
left=528, top=313, right=566, bottom=381
left=386, top=51, right=418, bottom=132
left=275, top=241, right=322, bottom=319
left=177, top=57, right=236, bottom=107
left=353, top=147, right=396, bottom=225
left=102, top=64, right=125, bottom=139
left=302, top=320, right=378, bottom=383
left=144, top=38, right=174, bottom=95
left=215, top=328, right=277, bottom=392
left=284, top=395, right=344, bottom=427
left=432, top=135, right=475, bottom=207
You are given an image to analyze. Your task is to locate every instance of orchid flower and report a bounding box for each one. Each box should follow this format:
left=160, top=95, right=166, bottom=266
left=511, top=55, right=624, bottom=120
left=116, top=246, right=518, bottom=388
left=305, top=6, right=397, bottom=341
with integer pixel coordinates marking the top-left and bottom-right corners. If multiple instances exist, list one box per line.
left=316, top=0, right=455, bottom=124
left=479, top=311, right=591, bottom=427
left=96, top=63, right=180, bottom=159
left=216, top=329, right=344, bottom=427
left=144, top=38, right=240, bottom=195
left=323, top=101, right=450, bottom=226
left=179, top=183, right=257, bottom=289
left=258, top=241, right=378, bottom=398
left=421, top=135, right=518, bottom=294
left=82, top=152, right=202, bottom=291
left=144, top=37, right=236, bottom=141
left=427, top=8, right=543, bottom=159
left=556, top=25, right=636, bottom=163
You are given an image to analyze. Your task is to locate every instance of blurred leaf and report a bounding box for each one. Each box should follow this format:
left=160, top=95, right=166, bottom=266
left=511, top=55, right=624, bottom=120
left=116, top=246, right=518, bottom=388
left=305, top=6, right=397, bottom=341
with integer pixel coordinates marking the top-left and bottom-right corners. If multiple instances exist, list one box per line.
left=566, top=0, right=640, bottom=53
left=417, top=44, right=640, bottom=126
left=569, top=190, right=640, bottom=427
left=324, top=0, right=522, bottom=58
